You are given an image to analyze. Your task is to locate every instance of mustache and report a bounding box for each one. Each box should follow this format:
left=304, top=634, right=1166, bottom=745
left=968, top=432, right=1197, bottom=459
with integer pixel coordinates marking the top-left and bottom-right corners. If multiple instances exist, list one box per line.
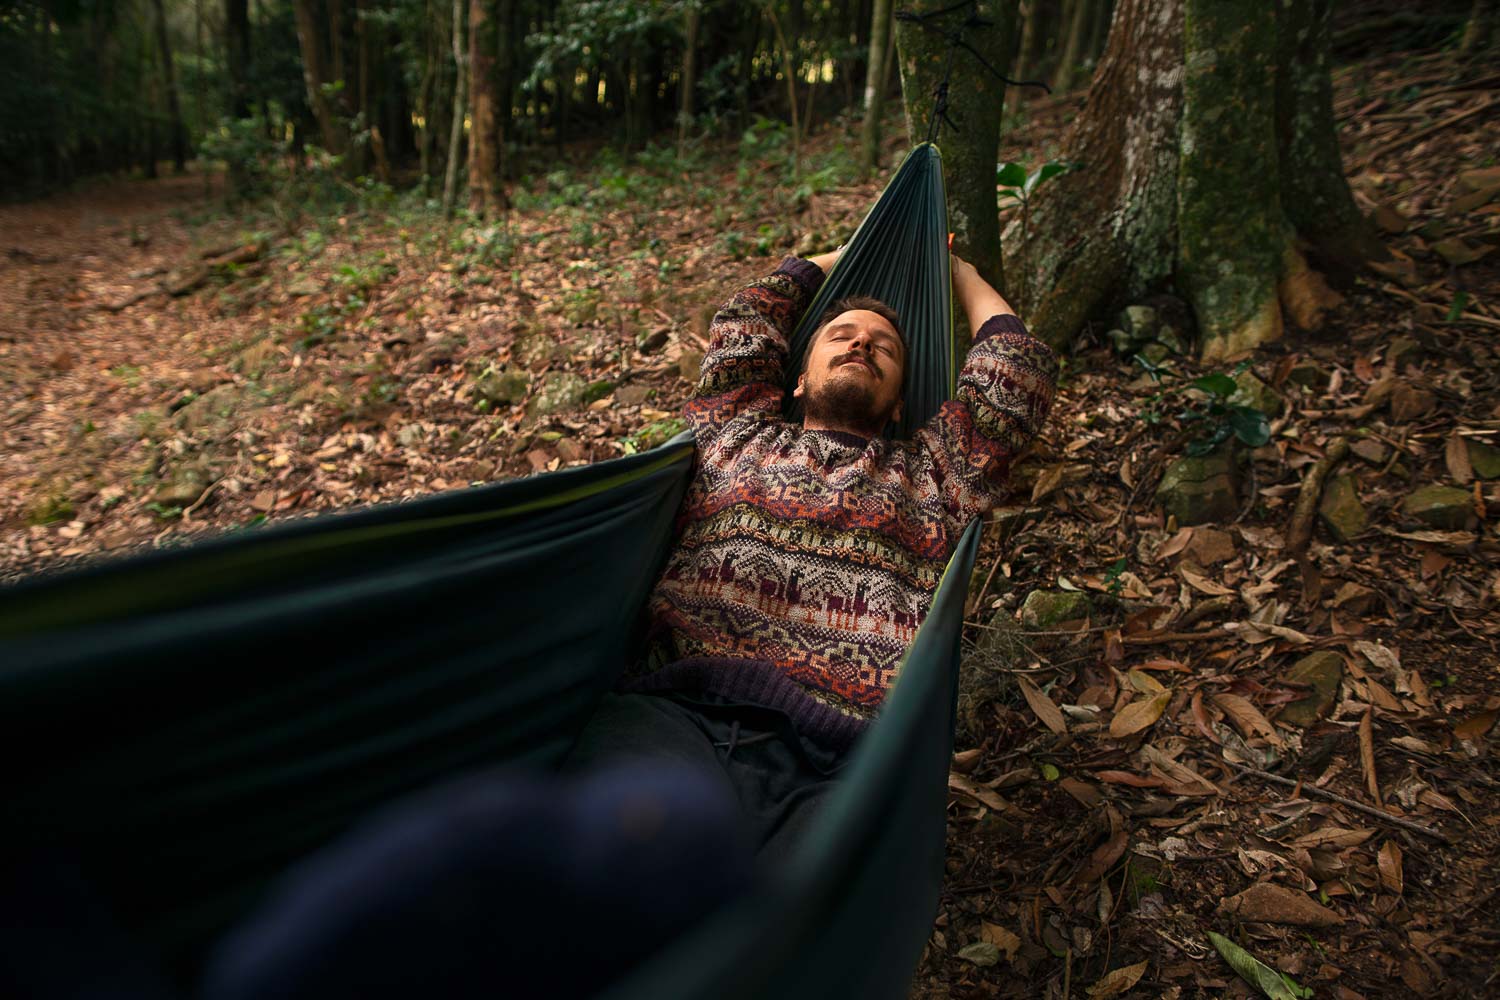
left=831, top=351, right=880, bottom=378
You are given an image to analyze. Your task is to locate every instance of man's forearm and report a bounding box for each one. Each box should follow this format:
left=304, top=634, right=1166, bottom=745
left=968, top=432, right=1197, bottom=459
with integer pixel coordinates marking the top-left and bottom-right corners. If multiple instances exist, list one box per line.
left=952, top=256, right=1017, bottom=337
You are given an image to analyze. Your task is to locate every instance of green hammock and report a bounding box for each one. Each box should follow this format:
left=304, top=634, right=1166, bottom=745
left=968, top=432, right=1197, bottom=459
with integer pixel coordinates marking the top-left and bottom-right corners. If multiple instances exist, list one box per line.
left=0, top=144, right=969, bottom=1000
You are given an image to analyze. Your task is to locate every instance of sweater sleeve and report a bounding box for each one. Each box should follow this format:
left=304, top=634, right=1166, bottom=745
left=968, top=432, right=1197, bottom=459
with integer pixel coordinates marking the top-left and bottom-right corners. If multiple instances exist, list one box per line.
left=911, top=313, right=1059, bottom=521
left=683, top=257, right=823, bottom=439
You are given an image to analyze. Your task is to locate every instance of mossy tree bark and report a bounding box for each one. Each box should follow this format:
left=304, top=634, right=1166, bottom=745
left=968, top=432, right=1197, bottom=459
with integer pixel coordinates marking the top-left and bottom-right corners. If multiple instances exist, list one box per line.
left=1010, top=0, right=1369, bottom=358
left=1275, top=0, right=1386, bottom=279
left=895, top=0, right=1020, bottom=292
left=1178, top=0, right=1285, bottom=359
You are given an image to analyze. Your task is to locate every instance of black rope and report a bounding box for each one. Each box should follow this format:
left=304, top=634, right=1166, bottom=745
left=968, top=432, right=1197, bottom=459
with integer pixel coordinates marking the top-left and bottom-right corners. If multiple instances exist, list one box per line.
left=894, top=1, right=1051, bottom=144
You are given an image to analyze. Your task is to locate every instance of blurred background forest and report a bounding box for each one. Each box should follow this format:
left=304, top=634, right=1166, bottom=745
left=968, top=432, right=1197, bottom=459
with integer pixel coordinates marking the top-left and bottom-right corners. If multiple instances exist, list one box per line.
left=4, top=1, right=1500, bottom=997
left=1, top=0, right=1122, bottom=203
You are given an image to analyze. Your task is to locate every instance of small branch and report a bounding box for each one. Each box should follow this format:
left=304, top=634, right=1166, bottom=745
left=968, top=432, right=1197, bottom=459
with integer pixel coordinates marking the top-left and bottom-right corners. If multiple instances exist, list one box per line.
left=1285, top=437, right=1348, bottom=559
left=1228, top=762, right=1448, bottom=843
left=1353, top=95, right=1497, bottom=171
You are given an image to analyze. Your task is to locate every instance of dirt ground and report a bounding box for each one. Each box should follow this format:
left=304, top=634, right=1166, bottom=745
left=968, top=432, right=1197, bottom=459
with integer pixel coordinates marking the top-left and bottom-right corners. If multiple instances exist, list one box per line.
left=2, top=39, right=1497, bottom=1000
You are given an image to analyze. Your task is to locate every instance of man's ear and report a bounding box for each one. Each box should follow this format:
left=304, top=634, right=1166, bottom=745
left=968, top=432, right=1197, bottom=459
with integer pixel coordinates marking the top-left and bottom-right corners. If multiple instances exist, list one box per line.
left=793, top=374, right=805, bottom=399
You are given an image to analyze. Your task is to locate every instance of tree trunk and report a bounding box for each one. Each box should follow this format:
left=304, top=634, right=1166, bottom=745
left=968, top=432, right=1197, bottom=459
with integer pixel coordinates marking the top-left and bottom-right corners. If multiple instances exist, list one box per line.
left=1178, top=0, right=1285, bottom=358
left=150, top=0, right=189, bottom=171
left=223, top=0, right=252, bottom=198
left=1276, top=0, right=1385, bottom=278
left=442, top=0, right=467, bottom=216
left=467, top=0, right=504, bottom=218
left=678, top=2, right=701, bottom=147
left=896, top=0, right=1021, bottom=291
left=858, top=0, right=892, bottom=178
left=1084, top=0, right=1113, bottom=64
left=292, top=0, right=348, bottom=155
left=1011, top=0, right=1359, bottom=357
left=1049, top=0, right=1087, bottom=93
left=1460, top=0, right=1493, bottom=54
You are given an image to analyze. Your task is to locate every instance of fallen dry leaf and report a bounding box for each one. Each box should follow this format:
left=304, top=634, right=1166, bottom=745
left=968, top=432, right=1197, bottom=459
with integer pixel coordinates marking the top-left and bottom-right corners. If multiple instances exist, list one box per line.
left=1454, top=709, right=1498, bottom=741
left=1086, top=960, right=1148, bottom=998
left=1110, top=689, right=1171, bottom=738
left=1291, top=826, right=1375, bottom=849
left=1017, top=674, right=1069, bottom=735
left=1217, top=882, right=1343, bottom=927
left=1379, top=840, right=1404, bottom=896
left=1181, top=565, right=1235, bottom=596
left=948, top=773, right=1012, bottom=813
left=1211, top=692, right=1285, bottom=748
left=979, top=921, right=1021, bottom=960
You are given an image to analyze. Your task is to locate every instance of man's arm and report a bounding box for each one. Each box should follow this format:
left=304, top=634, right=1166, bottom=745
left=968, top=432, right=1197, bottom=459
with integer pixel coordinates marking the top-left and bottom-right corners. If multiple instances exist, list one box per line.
left=684, top=253, right=837, bottom=437
left=913, top=255, right=1058, bottom=520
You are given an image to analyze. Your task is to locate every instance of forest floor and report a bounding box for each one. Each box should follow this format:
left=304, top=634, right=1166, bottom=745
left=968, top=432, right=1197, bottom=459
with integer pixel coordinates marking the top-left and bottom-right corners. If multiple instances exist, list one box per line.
left=3, top=42, right=1499, bottom=1000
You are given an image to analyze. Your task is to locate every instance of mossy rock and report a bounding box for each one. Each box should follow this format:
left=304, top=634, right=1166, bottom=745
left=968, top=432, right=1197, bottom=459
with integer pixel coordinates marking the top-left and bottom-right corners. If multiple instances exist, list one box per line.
left=1228, top=371, right=1283, bottom=418
left=1020, top=590, right=1091, bottom=628
left=1402, top=485, right=1475, bottom=530
left=174, top=383, right=249, bottom=436
left=1156, top=450, right=1239, bottom=526
left=1467, top=440, right=1500, bottom=480
left=1318, top=474, right=1366, bottom=543
left=1286, top=360, right=1327, bottom=389
left=231, top=337, right=278, bottom=379
left=524, top=372, right=588, bottom=420
left=1279, top=651, right=1343, bottom=727
left=476, top=369, right=531, bottom=407
left=513, top=327, right=566, bottom=368
left=154, top=461, right=211, bottom=508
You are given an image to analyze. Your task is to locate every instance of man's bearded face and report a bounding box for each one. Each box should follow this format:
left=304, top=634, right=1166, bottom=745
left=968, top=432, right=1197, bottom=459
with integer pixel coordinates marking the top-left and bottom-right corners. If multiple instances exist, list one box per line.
left=794, top=309, right=905, bottom=436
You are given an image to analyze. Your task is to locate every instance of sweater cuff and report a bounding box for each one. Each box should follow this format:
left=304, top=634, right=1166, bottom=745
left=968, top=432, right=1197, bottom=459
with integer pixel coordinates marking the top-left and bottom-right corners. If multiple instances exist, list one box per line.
left=775, top=257, right=826, bottom=297
left=974, top=312, right=1031, bottom=345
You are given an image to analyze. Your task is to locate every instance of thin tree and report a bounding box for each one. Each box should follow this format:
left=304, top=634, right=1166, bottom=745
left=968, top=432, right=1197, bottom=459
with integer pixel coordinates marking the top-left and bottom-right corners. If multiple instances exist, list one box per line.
left=292, top=0, right=348, bottom=156
left=150, top=0, right=189, bottom=171
left=858, top=0, right=893, bottom=178
left=467, top=0, right=505, bottom=218
left=1049, top=0, right=1087, bottom=93
left=441, top=0, right=467, bottom=216
left=895, top=0, right=1022, bottom=290
left=677, top=1, right=701, bottom=150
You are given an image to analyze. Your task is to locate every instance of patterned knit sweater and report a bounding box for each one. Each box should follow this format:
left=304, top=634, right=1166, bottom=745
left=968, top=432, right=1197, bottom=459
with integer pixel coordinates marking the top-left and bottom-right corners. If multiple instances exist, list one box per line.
left=628, top=257, right=1057, bottom=749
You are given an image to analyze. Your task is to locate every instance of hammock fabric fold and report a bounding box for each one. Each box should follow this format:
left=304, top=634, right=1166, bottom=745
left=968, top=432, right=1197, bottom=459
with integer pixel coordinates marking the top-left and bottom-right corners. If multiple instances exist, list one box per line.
left=0, top=143, right=971, bottom=1000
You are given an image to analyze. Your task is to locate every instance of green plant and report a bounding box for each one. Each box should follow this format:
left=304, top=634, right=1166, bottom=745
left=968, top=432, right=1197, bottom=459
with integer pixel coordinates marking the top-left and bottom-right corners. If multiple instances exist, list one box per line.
left=28, top=494, right=74, bottom=525
left=1179, top=371, right=1270, bottom=456
left=620, top=417, right=687, bottom=455
left=996, top=159, right=1072, bottom=312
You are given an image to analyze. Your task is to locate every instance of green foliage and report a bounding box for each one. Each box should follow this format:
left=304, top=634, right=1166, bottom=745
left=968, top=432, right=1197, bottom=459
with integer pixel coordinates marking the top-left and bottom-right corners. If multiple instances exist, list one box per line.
left=619, top=417, right=687, bottom=455
left=27, top=493, right=74, bottom=526
left=1207, top=932, right=1312, bottom=1000
left=1180, top=368, right=1271, bottom=456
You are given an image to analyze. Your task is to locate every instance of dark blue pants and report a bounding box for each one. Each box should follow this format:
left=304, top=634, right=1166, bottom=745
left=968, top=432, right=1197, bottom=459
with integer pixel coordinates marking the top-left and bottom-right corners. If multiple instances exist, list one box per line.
left=5, top=695, right=845, bottom=1000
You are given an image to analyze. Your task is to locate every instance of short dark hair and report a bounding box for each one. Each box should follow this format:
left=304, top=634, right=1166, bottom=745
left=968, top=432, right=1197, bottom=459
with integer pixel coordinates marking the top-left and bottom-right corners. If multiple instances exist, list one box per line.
left=811, top=296, right=905, bottom=353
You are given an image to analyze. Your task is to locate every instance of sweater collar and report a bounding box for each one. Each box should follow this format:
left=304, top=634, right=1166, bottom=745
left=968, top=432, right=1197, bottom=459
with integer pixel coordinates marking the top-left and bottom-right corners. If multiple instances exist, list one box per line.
left=805, top=427, right=871, bottom=449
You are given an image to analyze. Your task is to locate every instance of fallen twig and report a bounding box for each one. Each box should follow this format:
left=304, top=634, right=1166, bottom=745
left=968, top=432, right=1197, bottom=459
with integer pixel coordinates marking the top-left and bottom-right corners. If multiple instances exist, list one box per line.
left=1228, top=762, right=1449, bottom=843
left=1353, top=94, right=1497, bottom=170
left=1286, top=437, right=1348, bottom=559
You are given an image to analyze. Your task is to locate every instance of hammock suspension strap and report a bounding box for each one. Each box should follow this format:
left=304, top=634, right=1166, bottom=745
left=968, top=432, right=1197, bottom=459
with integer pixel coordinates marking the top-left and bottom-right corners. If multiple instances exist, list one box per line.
left=894, top=0, right=1051, bottom=143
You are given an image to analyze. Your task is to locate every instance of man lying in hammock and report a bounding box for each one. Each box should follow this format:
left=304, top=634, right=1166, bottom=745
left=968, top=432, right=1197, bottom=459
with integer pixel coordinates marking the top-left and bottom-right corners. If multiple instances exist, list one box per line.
left=565, top=249, right=1058, bottom=860
left=195, top=251, right=1058, bottom=1000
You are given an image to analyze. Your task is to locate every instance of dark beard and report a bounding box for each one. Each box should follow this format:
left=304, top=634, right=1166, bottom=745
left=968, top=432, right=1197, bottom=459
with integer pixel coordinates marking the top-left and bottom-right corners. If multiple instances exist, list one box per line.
left=802, top=378, right=887, bottom=437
